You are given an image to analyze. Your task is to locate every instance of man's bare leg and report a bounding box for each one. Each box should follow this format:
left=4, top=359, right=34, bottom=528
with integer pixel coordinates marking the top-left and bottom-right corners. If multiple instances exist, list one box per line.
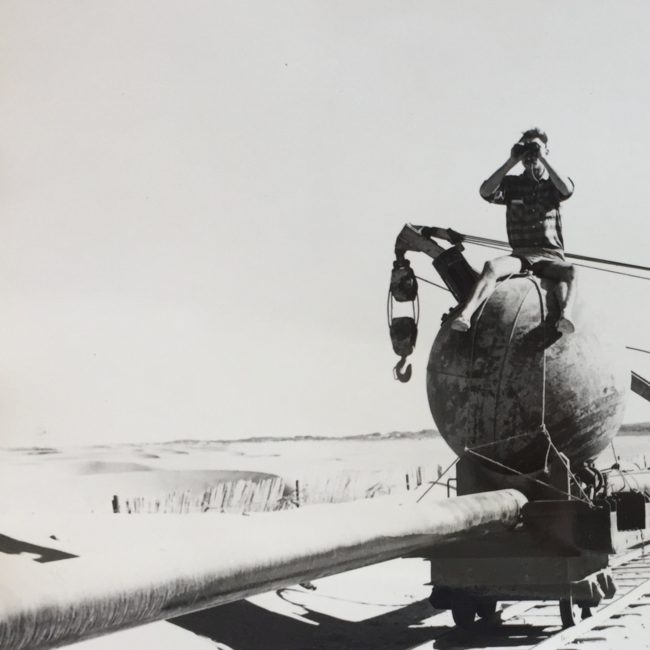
left=450, top=255, right=523, bottom=331
left=531, top=260, right=578, bottom=333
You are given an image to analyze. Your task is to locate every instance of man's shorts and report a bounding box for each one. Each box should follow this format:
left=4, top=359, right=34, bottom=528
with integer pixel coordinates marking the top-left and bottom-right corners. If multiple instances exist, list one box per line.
left=512, top=248, right=566, bottom=273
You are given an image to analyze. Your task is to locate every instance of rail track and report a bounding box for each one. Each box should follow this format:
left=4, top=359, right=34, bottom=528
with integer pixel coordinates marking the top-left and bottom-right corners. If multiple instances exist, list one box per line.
left=429, top=544, right=650, bottom=650
left=169, top=547, right=650, bottom=650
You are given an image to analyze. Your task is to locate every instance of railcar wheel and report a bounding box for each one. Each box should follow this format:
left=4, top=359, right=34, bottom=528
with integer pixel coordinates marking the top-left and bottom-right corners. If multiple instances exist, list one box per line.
left=451, top=595, right=477, bottom=629
left=559, top=597, right=592, bottom=627
left=559, top=598, right=578, bottom=627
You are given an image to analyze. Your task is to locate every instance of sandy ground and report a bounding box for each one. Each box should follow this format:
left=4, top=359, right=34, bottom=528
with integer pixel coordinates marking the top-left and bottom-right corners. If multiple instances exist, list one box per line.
left=2, top=433, right=649, bottom=650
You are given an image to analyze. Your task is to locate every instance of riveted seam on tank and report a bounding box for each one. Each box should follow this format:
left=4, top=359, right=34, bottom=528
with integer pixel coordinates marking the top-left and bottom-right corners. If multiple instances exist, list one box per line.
left=527, top=276, right=551, bottom=464
left=466, top=283, right=499, bottom=447
left=490, top=279, right=536, bottom=449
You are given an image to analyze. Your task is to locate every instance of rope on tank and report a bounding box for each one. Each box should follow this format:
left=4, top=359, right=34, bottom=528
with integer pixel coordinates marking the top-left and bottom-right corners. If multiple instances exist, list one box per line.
left=528, top=276, right=554, bottom=478
left=540, top=427, right=594, bottom=503
left=529, top=278, right=594, bottom=504
left=461, top=431, right=585, bottom=502
left=451, top=275, right=595, bottom=505
left=467, top=431, right=541, bottom=450
left=463, top=448, right=590, bottom=503
left=413, top=428, right=595, bottom=503
left=416, top=432, right=595, bottom=504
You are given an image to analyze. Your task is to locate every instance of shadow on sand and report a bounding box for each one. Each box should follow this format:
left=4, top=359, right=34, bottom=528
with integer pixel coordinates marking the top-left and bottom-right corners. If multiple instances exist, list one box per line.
left=171, top=599, right=554, bottom=650
left=0, top=534, right=77, bottom=563
left=172, top=598, right=437, bottom=650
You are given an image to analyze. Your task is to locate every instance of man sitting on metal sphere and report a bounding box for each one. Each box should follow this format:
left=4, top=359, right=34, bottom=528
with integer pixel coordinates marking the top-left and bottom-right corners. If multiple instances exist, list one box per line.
left=450, top=127, right=577, bottom=334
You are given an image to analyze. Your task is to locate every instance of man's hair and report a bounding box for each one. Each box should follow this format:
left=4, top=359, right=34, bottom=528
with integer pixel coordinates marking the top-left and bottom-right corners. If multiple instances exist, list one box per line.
left=520, top=127, right=548, bottom=144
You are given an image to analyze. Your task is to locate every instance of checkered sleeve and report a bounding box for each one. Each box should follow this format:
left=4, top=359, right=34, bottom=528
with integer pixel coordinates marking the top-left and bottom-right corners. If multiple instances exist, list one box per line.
left=556, top=176, right=575, bottom=202
left=483, top=175, right=512, bottom=205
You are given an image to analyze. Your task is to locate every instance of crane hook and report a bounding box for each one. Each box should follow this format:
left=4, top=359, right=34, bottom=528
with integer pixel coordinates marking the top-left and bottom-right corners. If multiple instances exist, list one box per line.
left=393, top=356, right=412, bottom=383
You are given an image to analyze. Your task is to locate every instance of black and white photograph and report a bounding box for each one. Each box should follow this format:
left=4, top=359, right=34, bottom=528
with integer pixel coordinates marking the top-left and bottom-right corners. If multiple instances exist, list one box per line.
left=1, top=2, right=650, bottom=649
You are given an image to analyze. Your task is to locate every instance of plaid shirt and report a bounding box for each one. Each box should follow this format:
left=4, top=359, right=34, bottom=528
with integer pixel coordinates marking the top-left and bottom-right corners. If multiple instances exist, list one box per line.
left=484, top=172, right=573, bottom=255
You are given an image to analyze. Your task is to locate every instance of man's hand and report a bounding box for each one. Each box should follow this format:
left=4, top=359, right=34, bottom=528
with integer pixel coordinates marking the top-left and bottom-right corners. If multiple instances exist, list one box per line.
left=512, top=139, right=545, bottom=162
left=510, top=142, right=526, bottom=162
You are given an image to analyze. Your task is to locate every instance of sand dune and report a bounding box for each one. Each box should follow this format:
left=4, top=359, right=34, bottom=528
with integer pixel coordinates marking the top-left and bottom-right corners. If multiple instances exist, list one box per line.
left=0, top=435, right=451, bottom=515
left=1, top=431, right=648, bottom=516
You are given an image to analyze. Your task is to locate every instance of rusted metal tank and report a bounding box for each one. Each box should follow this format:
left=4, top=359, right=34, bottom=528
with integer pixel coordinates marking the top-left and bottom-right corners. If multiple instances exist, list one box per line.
left=427, top=276, right=629, bottom=474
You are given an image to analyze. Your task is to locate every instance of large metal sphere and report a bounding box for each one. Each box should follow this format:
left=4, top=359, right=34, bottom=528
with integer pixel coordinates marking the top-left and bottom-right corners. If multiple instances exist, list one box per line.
left=427, top=276, right=629, bottom=473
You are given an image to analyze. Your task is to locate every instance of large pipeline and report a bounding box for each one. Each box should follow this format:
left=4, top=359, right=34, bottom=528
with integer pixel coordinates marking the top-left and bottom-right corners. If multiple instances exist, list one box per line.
left=607, top=470, right=650, bottom=494
left=0, top=489, right=526, bottom=650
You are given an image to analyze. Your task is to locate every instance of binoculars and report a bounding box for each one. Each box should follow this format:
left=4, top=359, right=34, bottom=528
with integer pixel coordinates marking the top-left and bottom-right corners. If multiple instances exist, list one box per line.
left=512, top=141, right=541, bottom=158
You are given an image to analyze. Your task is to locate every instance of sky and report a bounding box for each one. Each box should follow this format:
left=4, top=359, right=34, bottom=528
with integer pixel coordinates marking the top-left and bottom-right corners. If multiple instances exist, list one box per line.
left=1, top=0, right=649, bottom=446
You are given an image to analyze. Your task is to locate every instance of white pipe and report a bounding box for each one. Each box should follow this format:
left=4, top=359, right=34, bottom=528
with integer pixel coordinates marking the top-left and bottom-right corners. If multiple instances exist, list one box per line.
left=0, top=489, right=526, bottom=649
